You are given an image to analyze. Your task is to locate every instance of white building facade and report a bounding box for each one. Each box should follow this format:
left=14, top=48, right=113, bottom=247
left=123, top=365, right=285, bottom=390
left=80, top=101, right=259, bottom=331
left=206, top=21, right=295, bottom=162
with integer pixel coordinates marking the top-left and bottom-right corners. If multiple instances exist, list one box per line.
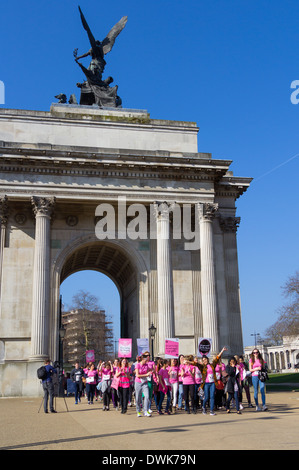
left=244, top=335, right=299, bottom=372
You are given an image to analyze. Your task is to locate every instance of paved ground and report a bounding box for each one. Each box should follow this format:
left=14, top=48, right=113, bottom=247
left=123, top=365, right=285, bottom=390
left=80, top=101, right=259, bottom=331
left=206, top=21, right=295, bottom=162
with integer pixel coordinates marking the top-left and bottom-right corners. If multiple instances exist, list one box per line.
left=0, top=389, right=298, bottom=451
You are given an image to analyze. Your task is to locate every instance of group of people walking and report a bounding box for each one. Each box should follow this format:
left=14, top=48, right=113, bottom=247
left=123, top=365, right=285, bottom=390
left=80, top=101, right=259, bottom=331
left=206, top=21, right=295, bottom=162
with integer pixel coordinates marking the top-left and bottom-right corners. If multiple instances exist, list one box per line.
left=42, top=347, right=268, bottom=415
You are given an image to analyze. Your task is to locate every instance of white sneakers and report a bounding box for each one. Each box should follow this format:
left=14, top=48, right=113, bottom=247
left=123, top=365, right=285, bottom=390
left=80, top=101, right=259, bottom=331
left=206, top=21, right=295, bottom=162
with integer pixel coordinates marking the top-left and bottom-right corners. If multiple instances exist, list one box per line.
left=137, top=411, right=152, bottom=417
left=256, top=405, right=268, bottom=411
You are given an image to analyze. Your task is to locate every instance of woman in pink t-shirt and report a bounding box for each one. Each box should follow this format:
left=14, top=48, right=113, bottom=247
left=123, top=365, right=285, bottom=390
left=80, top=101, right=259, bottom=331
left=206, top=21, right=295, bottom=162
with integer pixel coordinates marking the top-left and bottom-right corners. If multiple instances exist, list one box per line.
left=178, top=355, right=185, bottom=410
left=84, top=363, right=98, bottom=405
left=169, top=358, right=179, bottom=412
left=115, top=358, right=131, bottom=413
left=99, top=361, right=113, bottom=410
left=249, top=349, right=268, bottom=411
left=179, top=355, right=196, bottom=414
left=158, top=359, right=171, bottom=414
left=135, top=354, right=153, bottom=417
left=111, top=359, right=120, bottom=410
left=197, top=346, right=228, bottom=416
left=237, top=355, right=253, bottom=408
left=215, top=360, right=225, bottom=409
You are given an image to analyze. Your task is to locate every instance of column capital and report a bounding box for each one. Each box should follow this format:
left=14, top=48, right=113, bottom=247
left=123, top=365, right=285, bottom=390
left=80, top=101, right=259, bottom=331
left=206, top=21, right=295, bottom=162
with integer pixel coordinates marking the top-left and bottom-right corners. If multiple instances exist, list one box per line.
left=31, top=196, right=56, bottom=218
left=0, top=195, right=9, bottom=227
left=219, top=216, right=241, bottom=233
left=152, top=201, right=176, bottom=221
left=198, top=202, right=218, bottom=221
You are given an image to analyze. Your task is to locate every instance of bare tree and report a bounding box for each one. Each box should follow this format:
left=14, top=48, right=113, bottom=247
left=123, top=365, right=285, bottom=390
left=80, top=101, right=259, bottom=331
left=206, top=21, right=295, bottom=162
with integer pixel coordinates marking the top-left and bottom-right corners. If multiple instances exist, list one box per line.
left=62, top=290, right=114, bottom=365
left=264, top=271, right=299, bottom=344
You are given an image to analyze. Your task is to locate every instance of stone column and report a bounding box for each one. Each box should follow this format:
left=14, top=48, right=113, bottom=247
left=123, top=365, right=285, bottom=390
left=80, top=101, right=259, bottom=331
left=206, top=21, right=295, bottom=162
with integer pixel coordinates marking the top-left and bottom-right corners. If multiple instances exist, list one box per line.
left=0, top=196, right=9, bottom=316
left=219, top=216, right=243, bottom=354
left=198, top=202, right=219, bottom=355
left=153, top=202, right=175, bottom=356
left=149, top=237, right=158, bottom=357
left=29, top=196, right=55, bottom=361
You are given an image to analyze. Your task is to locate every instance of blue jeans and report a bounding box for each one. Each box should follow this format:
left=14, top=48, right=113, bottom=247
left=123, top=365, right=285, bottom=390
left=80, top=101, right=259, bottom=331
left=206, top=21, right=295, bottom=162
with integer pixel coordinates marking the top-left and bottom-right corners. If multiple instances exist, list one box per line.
left=226, top=391, right=240, bottom=411
left=158, top=389, right=171, bottom=412
left=203, top=382, right=215, bottom=412
left=178, top=383, right=185, bottom=409
left=252, top=375, right=266, bottom=407
left=74, top=382, right=82, bottom=403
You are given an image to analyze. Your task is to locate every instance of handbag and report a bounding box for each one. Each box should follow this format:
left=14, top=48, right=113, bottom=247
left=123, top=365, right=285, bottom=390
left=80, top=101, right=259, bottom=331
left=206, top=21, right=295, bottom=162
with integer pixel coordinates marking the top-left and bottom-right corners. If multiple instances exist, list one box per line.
left=198, top=387, right=205, bottom=400
left=216, top=379, right=224, bottom=390
left=258, top=370, right=269, bottom=382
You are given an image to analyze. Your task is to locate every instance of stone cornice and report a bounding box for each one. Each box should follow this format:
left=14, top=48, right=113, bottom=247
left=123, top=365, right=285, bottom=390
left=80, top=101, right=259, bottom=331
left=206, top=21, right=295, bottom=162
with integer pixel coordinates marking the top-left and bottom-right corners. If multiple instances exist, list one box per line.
left=0, top=140, right=231, bottom=182
left=215, top=175, right=253, bottom=199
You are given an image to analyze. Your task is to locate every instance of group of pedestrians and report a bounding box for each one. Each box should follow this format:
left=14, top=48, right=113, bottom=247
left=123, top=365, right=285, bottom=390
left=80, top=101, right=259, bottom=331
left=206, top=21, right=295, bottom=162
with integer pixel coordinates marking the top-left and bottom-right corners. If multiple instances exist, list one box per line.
left=41, top=347, right=268, bottom=415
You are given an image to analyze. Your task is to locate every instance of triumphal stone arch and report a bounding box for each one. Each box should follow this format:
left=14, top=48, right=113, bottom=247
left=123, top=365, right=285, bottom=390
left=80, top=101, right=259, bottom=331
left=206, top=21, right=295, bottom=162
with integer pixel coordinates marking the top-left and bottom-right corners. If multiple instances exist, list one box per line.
left=0, top=104, right=251, bottom=396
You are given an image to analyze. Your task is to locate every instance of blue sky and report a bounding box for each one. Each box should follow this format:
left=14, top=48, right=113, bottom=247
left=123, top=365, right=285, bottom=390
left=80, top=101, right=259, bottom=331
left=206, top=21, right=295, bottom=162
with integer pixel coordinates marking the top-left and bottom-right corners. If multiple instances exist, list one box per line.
left=1, top=0, right=298, bottom=348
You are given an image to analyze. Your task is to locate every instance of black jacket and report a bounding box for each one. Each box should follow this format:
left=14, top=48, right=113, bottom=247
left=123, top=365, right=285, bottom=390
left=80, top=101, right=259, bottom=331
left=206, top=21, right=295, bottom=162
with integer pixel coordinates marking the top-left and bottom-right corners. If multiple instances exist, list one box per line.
left=71, top=367, right=84, bottom=383
left=225, top=365, right=241, bottom=394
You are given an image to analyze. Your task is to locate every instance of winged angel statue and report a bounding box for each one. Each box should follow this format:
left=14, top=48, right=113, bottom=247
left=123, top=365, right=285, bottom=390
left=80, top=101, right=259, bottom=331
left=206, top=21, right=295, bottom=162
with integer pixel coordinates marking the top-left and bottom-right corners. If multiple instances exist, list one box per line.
left=74, top=6, right=128, bottom=107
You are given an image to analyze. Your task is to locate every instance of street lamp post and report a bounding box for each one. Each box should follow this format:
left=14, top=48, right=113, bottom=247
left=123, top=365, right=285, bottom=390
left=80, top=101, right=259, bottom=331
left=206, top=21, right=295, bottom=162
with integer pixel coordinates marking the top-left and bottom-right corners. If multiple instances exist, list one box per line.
left=58, top=325, right=66, bottom=397
left=149, top=323, right=157, bottom=361
left=58, top=295, right=66, bottom=397
left=251, top=331, right=260, bottom=348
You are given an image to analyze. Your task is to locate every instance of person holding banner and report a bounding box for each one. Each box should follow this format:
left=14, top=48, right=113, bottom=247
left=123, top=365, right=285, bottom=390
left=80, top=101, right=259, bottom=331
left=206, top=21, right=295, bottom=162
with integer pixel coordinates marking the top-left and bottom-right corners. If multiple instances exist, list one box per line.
left=135, top=353, right=153, bottom=417
left=198, top=346, right=228, bottom=416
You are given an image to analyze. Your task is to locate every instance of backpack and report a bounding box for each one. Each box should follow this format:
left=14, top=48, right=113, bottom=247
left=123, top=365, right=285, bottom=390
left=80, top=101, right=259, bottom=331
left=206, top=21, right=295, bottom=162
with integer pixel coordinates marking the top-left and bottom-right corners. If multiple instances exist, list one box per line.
left=37, top=366, right=47, bottom=381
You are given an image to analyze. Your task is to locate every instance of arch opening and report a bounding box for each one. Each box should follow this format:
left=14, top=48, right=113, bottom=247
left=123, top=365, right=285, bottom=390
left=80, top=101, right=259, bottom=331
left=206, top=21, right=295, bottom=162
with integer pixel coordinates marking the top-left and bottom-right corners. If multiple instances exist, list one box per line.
left=60, top=270, right=121, bottom=364
left=51, top=236, right=149, bottom=363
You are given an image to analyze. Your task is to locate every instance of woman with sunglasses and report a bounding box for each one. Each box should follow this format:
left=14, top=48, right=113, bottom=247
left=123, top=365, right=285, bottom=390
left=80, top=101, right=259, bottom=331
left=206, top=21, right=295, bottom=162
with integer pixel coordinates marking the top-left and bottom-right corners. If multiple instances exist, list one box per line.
left=249, top=349, right=268, bottom=411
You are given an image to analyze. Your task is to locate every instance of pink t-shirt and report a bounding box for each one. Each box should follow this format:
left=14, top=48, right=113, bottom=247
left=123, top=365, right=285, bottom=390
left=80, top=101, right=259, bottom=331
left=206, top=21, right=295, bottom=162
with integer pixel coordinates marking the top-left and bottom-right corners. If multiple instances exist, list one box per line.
left=215, top=362, right=225, bottom=380
left=238, top=363, right=246, bottom=381
left=181, top=365, right=195, bottom=385
left=135, top=362, right=151, bottom=383
left=249, top=358, right=263, bottom=377
left=101, top=368, right=112, bottom=380
left=85, top=369, right=97, bottom=385
left=194, top=366, right=202, bottom=384
left=179, top=364, right=184, bottom=383
left=159, top=368, right=170, bottom=392
left=169, top=366, right=179, bottom=384
left=117, top=367, right=130, bottom=388
left=205, top=364, right=215, bottom=383
left=148, top=361, right=155, bottom=370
